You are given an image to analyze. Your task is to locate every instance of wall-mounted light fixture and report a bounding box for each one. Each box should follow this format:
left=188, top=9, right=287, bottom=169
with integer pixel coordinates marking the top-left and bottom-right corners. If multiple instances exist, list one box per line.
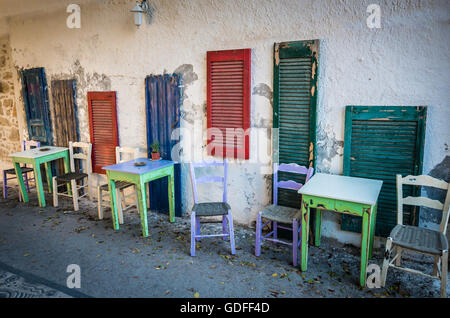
left=131, top=0, right=153, bottom=27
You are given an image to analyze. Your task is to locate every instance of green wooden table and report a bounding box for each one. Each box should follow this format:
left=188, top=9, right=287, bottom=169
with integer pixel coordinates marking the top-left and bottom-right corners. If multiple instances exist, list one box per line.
left=298, top=173, right=383, bottom=287
left=9, top=147, right=70, bottom=207
left=103, top=158, right=175, bottom=237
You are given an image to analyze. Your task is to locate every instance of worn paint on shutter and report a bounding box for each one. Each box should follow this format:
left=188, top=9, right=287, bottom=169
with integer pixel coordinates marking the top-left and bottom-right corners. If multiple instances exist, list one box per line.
left=145, top=74, right=183, bottom=217
left=20, top=68, right=53, bottom=145
left=342, top=106, right=427, bottom=237
left=51, top=79, right=79, bottom=175
left=51, top=79, right=79, bottom=147
left=273, top=40, right=318, bottom=208
left=207, top=49, right=251, bottom=160
left=87, top=91, right=119, bottom=174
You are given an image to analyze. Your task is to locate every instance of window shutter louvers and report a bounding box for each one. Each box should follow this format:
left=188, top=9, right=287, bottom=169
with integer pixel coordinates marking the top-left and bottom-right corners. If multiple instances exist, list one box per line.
left=273, top=40, right=319, bottom=208
left=207, top=49, right=251, bottom=160
left=342, top=106, right=427, bottom=237
left=88, top=91, right=119, bottom=174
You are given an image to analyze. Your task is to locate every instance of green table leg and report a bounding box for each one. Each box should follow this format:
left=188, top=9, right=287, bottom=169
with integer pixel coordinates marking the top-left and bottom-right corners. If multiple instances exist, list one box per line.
left=360, top=207, right=371, bottom=287
left=136, top=179, right=149, bottom=237
left=301, top=200, right=310, bottom=271
left=168, top=168, right=175, bottom=223
left=13, top=162, right=28, bottom=202
left=368, top=204, right=377, bottom=259
left=44, top=162, right=52, bottom=194
left=33, top=162, right=46, bottom=207
left=314, top=209, right=322, bottom=247
left=108, top=176, right=119, bottom=230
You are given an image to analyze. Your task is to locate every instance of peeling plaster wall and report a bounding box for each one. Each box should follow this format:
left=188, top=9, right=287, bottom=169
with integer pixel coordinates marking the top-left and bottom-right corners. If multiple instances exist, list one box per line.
left=4, top=0, right=450, bottom=246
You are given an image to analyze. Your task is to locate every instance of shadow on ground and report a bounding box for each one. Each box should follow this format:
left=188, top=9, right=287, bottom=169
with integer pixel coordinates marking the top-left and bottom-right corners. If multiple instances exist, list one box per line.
left=0, top=191, right=446, bottom=298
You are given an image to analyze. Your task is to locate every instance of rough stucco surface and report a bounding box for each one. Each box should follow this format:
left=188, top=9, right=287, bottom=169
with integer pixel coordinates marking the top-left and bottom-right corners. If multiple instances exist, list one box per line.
left=0, top=36, right=20, bottom=171
left=2, top=0, right=450, bottom=245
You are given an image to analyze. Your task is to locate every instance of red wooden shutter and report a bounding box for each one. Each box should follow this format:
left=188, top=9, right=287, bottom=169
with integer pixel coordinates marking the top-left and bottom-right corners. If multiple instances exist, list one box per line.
left=207, top=48, right=251, bottom=159
left=87, top=91, right=119, bottom=174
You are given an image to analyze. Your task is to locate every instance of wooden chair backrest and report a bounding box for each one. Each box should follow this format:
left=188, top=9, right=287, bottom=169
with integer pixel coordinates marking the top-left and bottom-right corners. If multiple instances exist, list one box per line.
left=396, top=174, right=450, bottom=234
left=115, top=146, right=139, bottom=163
left=69, top=141, right=92, bottom=174
left=273, top=163, right=314, bottom=206
left=189, top=159, right=228, bottom=204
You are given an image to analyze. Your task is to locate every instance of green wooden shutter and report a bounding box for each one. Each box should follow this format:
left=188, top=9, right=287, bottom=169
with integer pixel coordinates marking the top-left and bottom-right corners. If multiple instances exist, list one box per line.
left=273, top=40, right=318, bottom=208
left=342, top=106, right=427, bottom=237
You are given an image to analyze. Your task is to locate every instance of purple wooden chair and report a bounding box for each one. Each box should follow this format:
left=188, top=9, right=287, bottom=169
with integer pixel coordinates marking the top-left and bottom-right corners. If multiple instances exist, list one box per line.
left=189, top=159, right=236, bottom=257
left=255, top=163, right=314, bottom=266
left=3, top=140, right=40, bottom=201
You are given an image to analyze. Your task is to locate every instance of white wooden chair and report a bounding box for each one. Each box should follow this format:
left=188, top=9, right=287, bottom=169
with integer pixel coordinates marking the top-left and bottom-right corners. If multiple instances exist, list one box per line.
left=52, top=141, right=92, bottom=211
left=381, top=174, right=450, bottom=298
left=97, top=146, right=140, bottom=223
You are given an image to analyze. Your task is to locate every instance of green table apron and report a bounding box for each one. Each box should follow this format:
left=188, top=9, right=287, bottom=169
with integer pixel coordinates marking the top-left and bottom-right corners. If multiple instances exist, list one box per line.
left=298, top=173, right=383, bottom=287
left=103, top=158, right=175, bottom=237
left=9, top=147, right=70, bottom=208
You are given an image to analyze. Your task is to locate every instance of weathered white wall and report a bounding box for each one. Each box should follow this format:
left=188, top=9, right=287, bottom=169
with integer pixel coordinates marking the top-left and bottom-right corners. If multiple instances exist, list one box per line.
left=3, top=0, right=450, bottom=246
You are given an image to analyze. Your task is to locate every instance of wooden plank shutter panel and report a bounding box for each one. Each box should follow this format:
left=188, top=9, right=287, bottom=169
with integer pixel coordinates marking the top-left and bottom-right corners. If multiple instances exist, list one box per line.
left=342, top=106, right=427, bottom=237
left=51, top=79, right=79, bottom=147
left=207, top=49, right=251, bottom=160
left=273, top=40, right=319, bottom=208
left=88, top=92, right=119, bottom=174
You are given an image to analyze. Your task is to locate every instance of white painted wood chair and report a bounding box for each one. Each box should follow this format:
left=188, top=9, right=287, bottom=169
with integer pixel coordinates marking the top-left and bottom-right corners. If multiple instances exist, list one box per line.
left=381, top=174, right=450, bottom=298
left=52, top=141, right=92, bottom=211
left=97, top=146, right=140, bottom=224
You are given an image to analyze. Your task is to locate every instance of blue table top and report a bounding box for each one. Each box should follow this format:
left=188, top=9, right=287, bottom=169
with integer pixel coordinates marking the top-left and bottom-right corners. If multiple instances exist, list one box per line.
left=102, top=158, right=174, bottom=175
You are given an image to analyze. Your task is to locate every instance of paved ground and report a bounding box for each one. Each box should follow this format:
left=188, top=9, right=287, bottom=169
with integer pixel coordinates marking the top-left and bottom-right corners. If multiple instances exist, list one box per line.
left=0, top=190, right=447, bottom=298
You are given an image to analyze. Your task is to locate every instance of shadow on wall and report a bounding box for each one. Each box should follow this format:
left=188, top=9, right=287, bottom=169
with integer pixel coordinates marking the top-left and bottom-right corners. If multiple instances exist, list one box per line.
left=420, top=156, right=450, bottom=231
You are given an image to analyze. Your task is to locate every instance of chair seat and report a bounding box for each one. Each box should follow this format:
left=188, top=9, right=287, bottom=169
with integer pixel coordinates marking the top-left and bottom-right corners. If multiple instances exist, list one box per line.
left=4, top=167, right=34, bottom=175
left=260, top=205, right=300, bottom=224
left=389, top=224, right=448, bottom=255
left=192, top=202, right=231, bottom=216
left=99, top=181, right=134, bottom=190
left=55, top=172, right=88, bottom=183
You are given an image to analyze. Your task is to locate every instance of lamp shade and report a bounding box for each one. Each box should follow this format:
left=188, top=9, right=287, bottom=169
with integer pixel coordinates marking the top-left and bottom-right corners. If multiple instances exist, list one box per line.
left=131, top=3, right=144, bottom=26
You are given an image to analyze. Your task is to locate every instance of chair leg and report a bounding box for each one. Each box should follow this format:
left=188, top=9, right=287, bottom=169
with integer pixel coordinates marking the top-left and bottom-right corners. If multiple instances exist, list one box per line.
left=116, top=188, right=124, bottom=224
left=433, top=255, right=440, bottom=276
left=196, top=216, right=201, bottom=241
left=395, top=247, right=402, bottom=266
left=120, top=189, right=126, bottom=209
left=97, top=186, right=103, bottom=220
left=190, top=212, right=196, bottom=257
left=71, top=179, right=79, bottom=211
left=24, top=171, right=30, bottom=193
left=273, top=221, right=278, bottom=239
left=52, top=176, right=58, bottom=207
left=87, top=178, right=92, bottom=201
left=381, top=237, right=393, bottom=287
left=227, top=210, right=236, bottom=255
left=3, top=170, right=7, bottom=199
left=222, top=214, right=228, bottom=240
left=255, top=212, right=262, bottom=257
left=441, top=251, right=448, bottom=298
left=292, top=218, right=299, bottom=267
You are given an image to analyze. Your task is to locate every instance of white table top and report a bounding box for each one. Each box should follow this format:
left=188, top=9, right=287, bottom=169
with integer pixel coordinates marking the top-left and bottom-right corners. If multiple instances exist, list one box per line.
left=298, top=173, right=383, bottom=206
left=9, top=146, right=68, bottom=159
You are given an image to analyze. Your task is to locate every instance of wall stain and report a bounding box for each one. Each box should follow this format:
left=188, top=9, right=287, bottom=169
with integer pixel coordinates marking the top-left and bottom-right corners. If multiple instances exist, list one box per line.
left=316, top=124, right=344, bottom=173
left=421, top=156, right=450, bottom=224
left=174, top=64, right=198, bottom=87
left=252, top=83, right=273, bottom=106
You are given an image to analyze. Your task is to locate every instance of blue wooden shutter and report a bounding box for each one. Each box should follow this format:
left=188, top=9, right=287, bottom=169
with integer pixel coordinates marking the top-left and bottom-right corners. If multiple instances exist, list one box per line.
left=20, top=68, right=53, bottom=145
left=342, top=106, right=427, bottom=237
left=145, top=74, right=182, bottom=217
left=273, top=40, right=318, bottom=208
